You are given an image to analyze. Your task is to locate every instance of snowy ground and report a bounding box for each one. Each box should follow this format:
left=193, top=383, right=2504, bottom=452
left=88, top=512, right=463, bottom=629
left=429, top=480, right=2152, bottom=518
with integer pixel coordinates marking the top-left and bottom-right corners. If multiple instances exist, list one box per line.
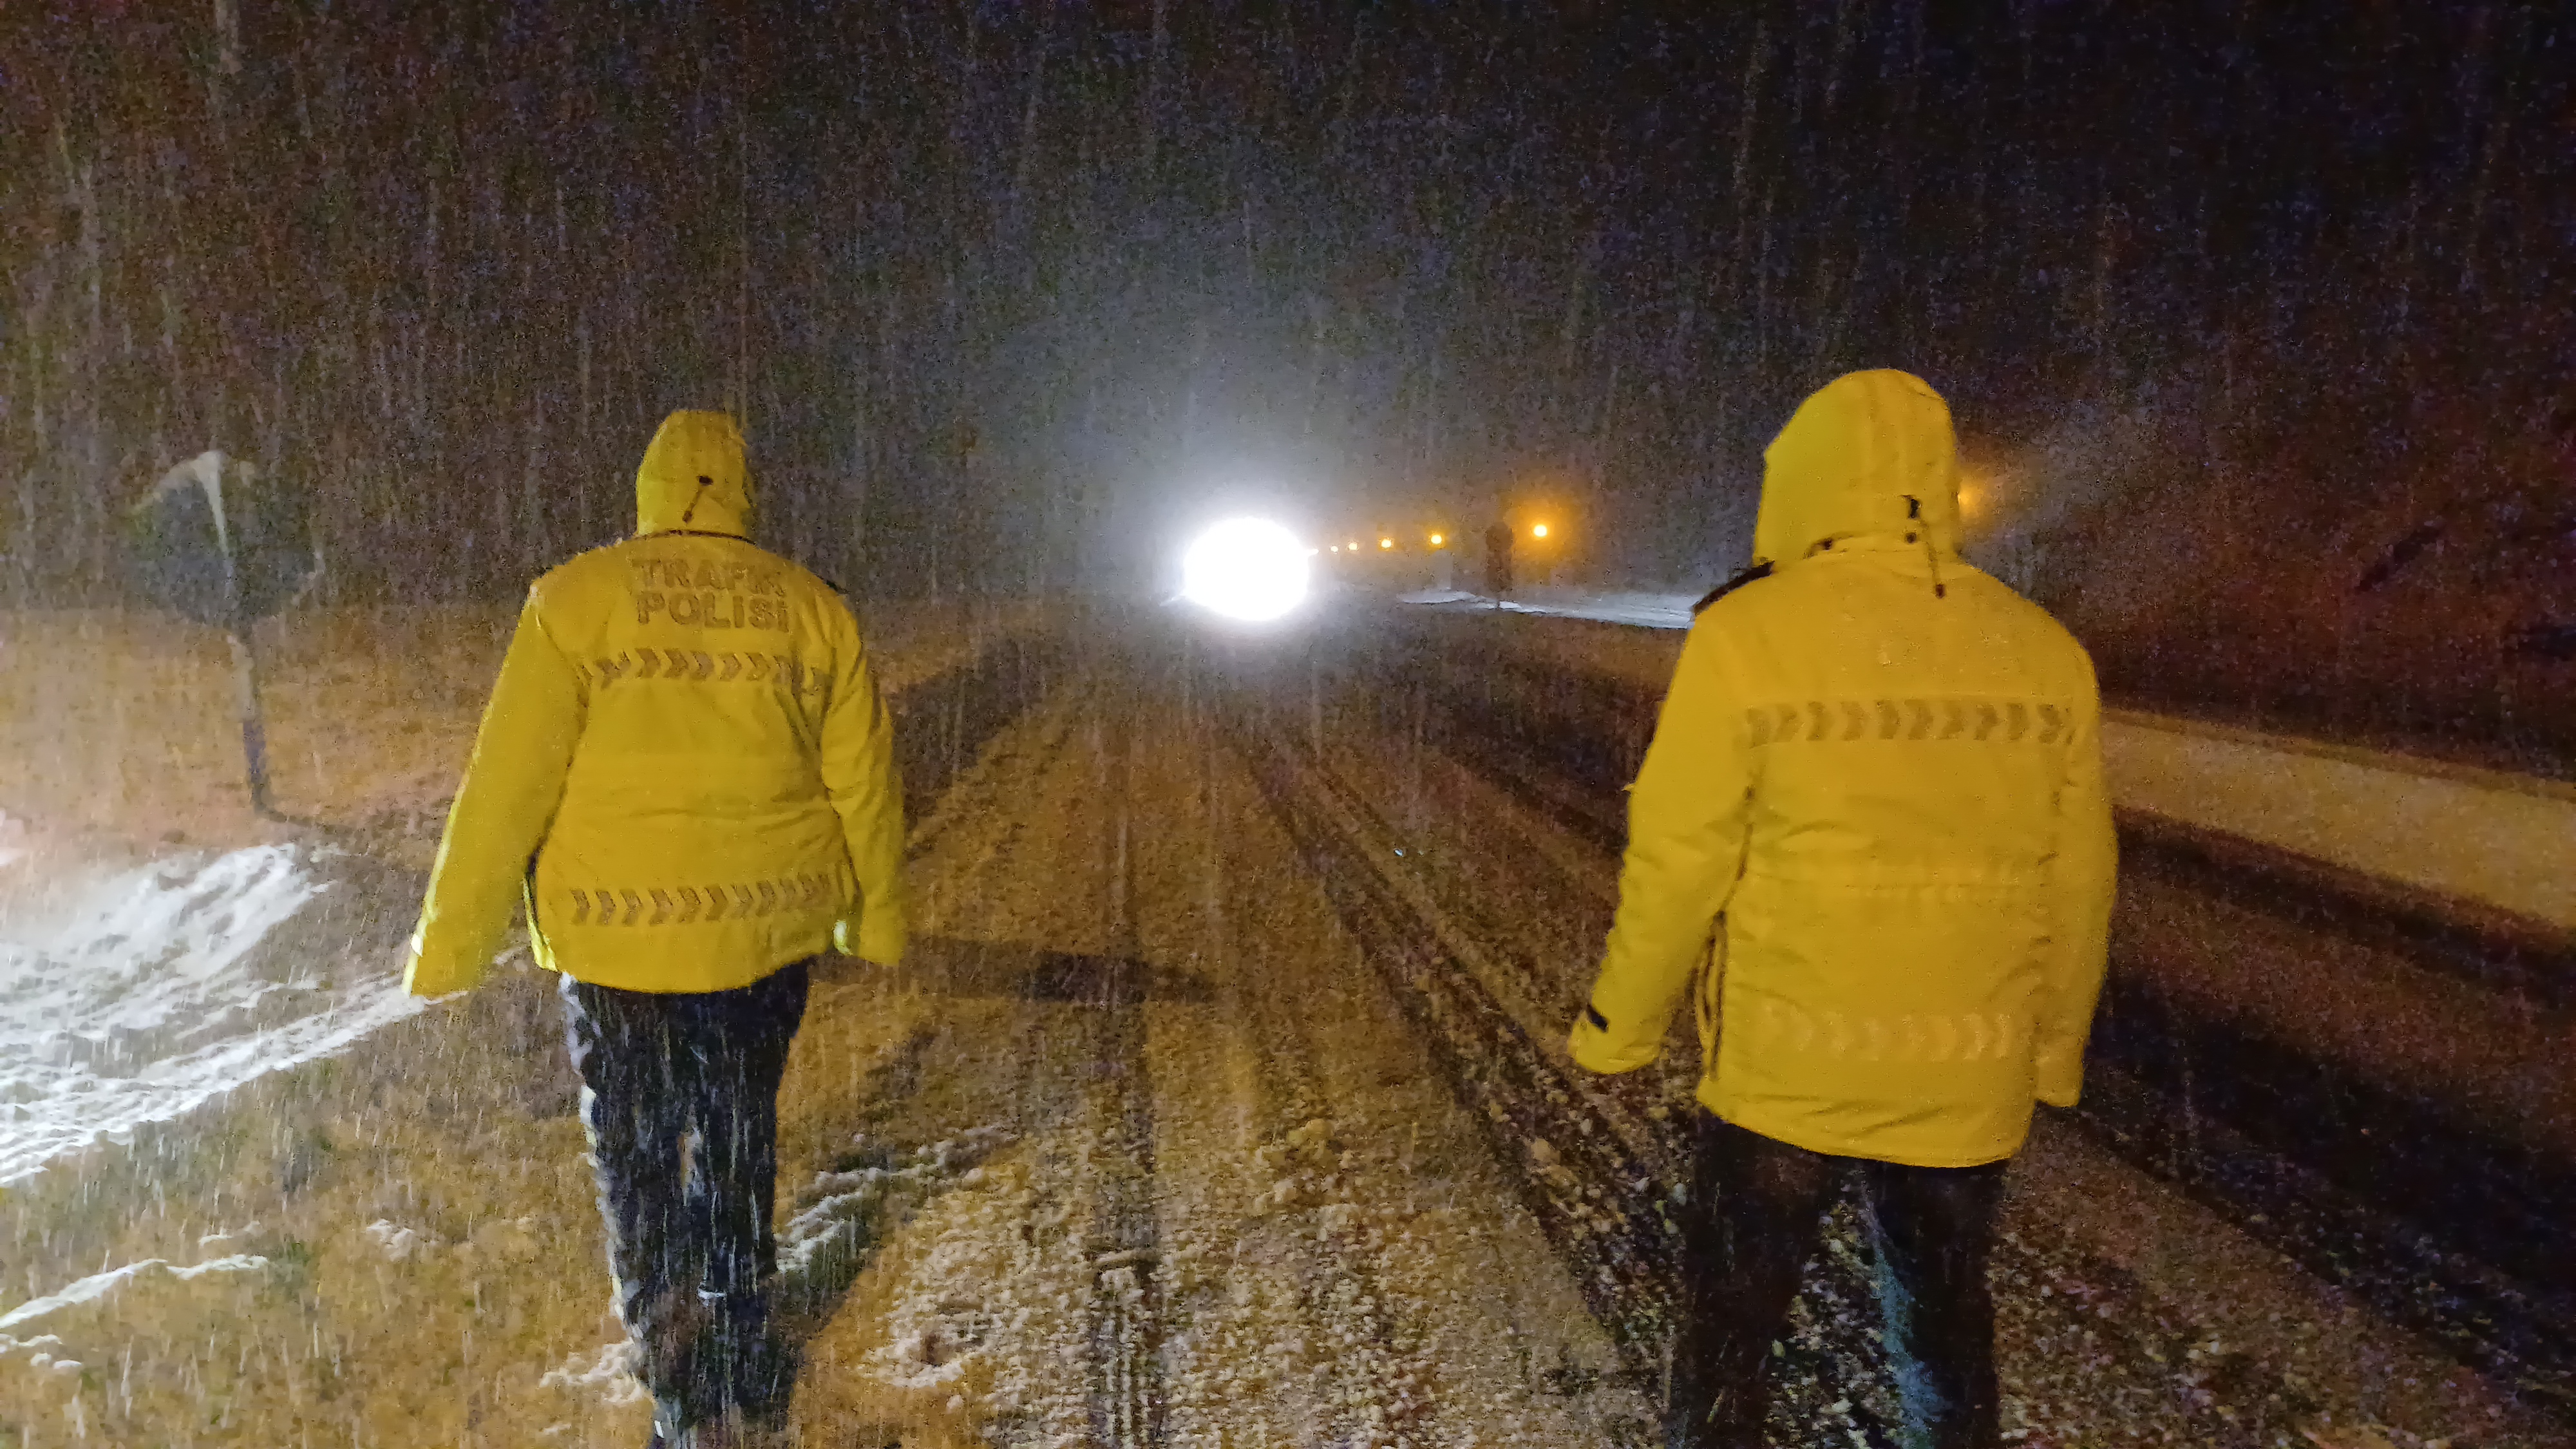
left=0, top=599, right=2566, bottom=1446
left=0, top=844, right=424, bottom=1184
left=0, top=600, right=1046, bottom=1184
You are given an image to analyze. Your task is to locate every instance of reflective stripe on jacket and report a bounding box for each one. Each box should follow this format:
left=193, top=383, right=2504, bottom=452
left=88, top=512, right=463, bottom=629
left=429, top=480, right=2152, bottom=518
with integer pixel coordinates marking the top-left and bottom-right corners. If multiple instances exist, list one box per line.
left=404, top=410, right=907, bottom=996
left=1569, top=371, right=2116, bottom=1167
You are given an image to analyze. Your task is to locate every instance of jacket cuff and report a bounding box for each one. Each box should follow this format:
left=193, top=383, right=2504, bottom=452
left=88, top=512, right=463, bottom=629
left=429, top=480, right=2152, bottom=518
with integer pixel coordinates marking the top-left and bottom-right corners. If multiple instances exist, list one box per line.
left=401, top=938, right=483, bottom=998
left=837, top=914, right=906, bottom=967
left=1567, top=1018, right=1658, bottom=1075
left=2033, top=1048, right=2083, bottom=1108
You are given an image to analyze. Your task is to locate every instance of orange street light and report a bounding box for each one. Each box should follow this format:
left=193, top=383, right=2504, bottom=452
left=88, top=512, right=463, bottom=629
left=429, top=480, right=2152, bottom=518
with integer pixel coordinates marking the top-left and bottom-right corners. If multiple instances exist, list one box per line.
left=1531, top=523, right=1551, bottom=539
left=1347, top=540, right=1359, bottom=551
left=1958, top=473, right=1991, bottom=521
left=1429, top=532, right=1446, bottom=547
left=1379, top=537, right=1394, bottom=550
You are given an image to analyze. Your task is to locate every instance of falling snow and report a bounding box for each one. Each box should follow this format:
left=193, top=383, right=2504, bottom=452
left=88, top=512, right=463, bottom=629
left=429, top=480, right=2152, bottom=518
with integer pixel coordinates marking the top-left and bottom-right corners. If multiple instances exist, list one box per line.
left=3, top=5, right=2571, bottom=1446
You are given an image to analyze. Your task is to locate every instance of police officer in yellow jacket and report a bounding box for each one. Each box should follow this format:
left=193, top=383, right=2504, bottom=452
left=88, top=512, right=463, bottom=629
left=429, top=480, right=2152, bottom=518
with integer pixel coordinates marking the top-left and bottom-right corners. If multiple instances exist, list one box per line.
left=406, top=410, right=906, bottom=1447
left=1569, top=372, right=2115, bottom=1449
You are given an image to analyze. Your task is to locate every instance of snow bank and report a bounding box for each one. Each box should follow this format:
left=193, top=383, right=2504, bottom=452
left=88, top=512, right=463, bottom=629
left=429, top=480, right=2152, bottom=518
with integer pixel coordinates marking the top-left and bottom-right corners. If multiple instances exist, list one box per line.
left=1410, top=586, right=2576, bottom=933
left=0, top=844, right=424, bottom=1182
left=1400, top=587, right=1700, bottom=629
left=2105, top=710, right=2576, bottom=931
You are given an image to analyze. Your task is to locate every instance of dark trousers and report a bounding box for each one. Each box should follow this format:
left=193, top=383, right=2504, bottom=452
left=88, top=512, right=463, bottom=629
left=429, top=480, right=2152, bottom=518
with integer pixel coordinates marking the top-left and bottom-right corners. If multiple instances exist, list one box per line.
left=1671, top=1111, right=2010, bottom=1449
left=560, top=960, right=810, bottom=1426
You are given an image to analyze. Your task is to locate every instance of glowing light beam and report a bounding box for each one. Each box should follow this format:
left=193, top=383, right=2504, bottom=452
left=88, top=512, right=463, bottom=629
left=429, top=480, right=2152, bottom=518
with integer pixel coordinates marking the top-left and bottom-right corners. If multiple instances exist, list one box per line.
left=1180, top=517, right=1310, bottom=623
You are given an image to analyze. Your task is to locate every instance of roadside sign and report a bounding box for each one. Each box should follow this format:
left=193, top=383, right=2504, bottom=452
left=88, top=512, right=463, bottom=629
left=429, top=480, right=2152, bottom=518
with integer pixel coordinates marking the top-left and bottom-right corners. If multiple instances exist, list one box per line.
left=124, top=451, right=319, bottom=816
left=129, top=452, right=317, bottom=627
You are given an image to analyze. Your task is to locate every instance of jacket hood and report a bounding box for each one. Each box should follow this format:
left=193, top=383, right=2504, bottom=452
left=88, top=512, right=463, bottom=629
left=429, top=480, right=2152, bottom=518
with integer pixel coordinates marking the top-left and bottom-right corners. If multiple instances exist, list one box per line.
left=1752, top=370, right=1960, bottom=568
left=635, top=410, right=751, bottom=538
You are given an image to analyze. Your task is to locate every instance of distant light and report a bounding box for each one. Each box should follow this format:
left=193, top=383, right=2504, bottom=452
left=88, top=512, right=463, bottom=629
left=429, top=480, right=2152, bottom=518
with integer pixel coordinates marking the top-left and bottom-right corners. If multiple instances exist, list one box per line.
left=1430, top=533, right=1445, bottom=547
left=1328, top=544, right=1340, bottom=553
left=1181, top=518, right=1310, bottom=622
left=1347, top=540, right=1359, bottom=551
left=1531, top=524, right=1550, bottom=539
left=1379, top=537, right=1394, bottom=550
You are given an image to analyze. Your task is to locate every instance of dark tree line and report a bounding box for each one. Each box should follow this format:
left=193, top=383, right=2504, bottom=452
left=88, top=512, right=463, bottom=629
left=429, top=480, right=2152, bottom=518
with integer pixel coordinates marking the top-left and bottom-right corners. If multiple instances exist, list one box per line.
left=3, top=2, right=2566, bottom=606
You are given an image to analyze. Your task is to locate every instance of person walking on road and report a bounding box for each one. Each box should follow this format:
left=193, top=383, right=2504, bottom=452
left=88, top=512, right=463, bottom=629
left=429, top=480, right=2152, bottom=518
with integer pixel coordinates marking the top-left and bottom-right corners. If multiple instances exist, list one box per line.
left=1568, top=370, right=2116, bottom=1449
left=405, top=410, right=908, bottom=1448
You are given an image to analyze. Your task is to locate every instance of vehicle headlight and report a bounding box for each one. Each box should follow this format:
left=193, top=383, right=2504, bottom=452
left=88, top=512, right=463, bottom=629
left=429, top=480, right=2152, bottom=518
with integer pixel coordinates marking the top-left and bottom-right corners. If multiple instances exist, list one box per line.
left=1179, top=517, right=1310, bottom=622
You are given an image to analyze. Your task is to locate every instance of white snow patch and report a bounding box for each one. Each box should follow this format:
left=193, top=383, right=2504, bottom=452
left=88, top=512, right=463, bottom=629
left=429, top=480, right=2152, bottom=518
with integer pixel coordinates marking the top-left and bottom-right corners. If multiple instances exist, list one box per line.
left=0, top=844, right=427, bottom=1183
left=0, top=1253, right=270, bottom=1334
left=363, top=1219, right=432, bottom=1262
left=196, top=1220, right=261, bottom=1251
left=538, top=1339, right=650, bottom=1407
left=777, top=1126, right=1015, bottom=1280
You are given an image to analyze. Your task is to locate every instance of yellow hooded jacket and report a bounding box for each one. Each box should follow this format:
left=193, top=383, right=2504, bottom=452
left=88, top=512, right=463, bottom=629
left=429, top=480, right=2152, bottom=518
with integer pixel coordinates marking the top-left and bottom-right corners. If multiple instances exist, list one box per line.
left=404, top=410, right=907, bottom=997
left=1568, top=371, right=2116, bottom=1167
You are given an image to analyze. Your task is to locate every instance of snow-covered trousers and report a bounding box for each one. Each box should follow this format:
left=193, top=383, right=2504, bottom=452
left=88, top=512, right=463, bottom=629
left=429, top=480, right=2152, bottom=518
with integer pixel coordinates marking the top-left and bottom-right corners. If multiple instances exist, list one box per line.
left=560, top=960, right=811, bottom=1426
left=1671, top=1111, right=2009, bottom=1449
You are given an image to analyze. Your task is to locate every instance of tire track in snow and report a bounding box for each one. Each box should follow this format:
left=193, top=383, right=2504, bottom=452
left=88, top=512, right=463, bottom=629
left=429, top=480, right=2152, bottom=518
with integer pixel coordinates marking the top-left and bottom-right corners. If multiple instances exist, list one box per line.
left=1076, top=699, right=1168, bottom=1449
left=1245, top=620, right=2407, bottom=1446
left=1217, top=692, right=1921, bottom=1448
left=1146, top=658, right=1653, bottom=1446
left=1211, top=689, right=1730, bottom=1437
left=792, top=680, right=1115, bottom=1442
left=930, top=681, right=1169, bottom=1446
left=1179, top=735, right=1466, bottom=1448
left=1358, top=627, right=2311, bottom=1443
left=1361, top=612, right=2564, bottom=1442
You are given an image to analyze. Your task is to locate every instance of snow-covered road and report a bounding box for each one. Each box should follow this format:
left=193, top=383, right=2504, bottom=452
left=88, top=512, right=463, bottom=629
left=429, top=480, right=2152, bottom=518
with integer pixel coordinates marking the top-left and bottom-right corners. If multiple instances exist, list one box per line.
left=3, top=604, right=2565, bottom=1446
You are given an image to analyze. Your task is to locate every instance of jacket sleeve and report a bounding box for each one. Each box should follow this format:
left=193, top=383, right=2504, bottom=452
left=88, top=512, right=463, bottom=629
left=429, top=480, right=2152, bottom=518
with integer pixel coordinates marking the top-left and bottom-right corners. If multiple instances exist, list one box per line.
left=820, top=605, right=908, bottom=966
left=1569, top=620, right=1755, bottom=1073
left=404, top=590, right=585, bottom=997
left=2034, top=663, right=2118, bottom=1106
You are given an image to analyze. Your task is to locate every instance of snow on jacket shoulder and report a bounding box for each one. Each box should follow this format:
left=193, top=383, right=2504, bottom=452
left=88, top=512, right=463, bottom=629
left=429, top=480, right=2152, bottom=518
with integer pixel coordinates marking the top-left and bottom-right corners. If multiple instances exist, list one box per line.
left=1569, top=371, right=2116, bottom=1168
left=404, top=410, right=907, bottom=997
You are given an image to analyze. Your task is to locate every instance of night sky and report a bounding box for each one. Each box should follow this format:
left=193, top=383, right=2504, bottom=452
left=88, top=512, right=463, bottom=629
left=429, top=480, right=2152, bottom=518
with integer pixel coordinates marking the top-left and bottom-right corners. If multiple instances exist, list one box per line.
left=3, top=2, right=2567, bottom=604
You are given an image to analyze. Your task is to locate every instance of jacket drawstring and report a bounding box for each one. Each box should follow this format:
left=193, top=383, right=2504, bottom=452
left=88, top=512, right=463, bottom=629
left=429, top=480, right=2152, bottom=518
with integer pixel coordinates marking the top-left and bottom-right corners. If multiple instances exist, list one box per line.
left=1905, top=495, right=1947, bottom=598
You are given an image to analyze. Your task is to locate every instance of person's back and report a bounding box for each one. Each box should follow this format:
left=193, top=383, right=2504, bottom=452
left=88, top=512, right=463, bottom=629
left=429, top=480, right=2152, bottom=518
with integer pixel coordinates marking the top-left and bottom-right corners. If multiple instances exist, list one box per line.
left=1683, top=500, right=2098, bottom=1161
left=406, top=410, right=904, bottom=1447
left=407, top=411, right=904, bottom=996
left=498, top=528, right=895, bottom=990
left=1571, top=370, right=2114, bottom=1449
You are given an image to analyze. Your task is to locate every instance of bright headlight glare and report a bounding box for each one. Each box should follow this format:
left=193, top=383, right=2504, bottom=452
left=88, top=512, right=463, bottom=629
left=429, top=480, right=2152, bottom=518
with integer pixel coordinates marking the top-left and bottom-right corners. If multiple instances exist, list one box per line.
left=1180, top=517, right=1311, bottom=622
